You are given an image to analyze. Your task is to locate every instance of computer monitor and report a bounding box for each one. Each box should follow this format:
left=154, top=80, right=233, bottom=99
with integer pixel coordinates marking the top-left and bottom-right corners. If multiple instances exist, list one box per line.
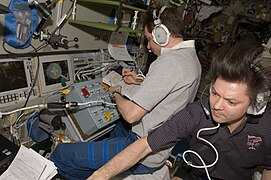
left=0, top=58, right=37, bottom=109
left=38, top=55, right=74, bottom=95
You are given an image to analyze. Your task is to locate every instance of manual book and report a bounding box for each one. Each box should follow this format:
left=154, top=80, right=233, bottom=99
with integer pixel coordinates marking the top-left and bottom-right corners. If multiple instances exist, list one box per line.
left=102, top=71, right=140, bottom=100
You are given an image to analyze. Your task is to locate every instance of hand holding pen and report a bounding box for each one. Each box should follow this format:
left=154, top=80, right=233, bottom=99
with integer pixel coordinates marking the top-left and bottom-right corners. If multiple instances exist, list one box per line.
left=122, top=68, right=145, bottom=85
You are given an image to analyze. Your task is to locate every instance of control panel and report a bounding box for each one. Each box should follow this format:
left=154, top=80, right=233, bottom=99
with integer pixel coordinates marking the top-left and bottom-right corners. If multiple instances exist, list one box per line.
left=65, top=78, right=119, bottom=141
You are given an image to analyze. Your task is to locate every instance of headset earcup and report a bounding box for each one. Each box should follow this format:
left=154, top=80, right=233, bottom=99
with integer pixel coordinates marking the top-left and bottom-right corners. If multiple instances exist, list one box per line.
left=152, top=24, right=170, bottom=46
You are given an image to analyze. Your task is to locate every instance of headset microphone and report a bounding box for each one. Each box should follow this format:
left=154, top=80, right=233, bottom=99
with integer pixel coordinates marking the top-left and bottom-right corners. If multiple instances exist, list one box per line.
left=201, top=84, right=211, bottom=117
left=203, top=106, right=210, bottom=116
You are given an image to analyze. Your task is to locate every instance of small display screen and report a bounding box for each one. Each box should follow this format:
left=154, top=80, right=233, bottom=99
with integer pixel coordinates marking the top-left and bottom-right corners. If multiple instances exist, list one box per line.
left=42, top=60, right=70, bottom=86
left=0, top=61, right=28, bottom=93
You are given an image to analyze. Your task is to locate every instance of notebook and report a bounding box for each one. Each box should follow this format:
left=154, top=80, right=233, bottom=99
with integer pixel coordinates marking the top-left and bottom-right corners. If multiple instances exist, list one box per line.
left=102, top=71, right=140, bottom=100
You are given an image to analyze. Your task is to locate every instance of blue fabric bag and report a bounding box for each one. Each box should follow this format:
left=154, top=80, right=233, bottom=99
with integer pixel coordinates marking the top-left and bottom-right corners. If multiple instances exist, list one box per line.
left=26, top=111, right=49, bottom=142
left=4, top=0, right=39, bottom=48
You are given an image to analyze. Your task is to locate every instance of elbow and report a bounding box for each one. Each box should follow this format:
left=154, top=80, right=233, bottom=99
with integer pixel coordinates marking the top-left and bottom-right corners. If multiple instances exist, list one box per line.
left=140, top=137, right=153, bottom=157
left=122, top=112, right=139, bottom=124
left=119, top=102, right=146, bottom=123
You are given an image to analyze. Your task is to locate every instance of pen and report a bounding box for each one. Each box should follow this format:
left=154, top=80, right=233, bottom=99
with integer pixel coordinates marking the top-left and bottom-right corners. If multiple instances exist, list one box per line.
left=38, top=165, right=47, bottom=180
left=122, top=69, right=133, bottom=78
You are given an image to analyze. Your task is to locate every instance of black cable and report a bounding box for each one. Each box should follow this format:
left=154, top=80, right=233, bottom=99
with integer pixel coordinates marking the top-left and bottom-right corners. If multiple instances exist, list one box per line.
left=22, top=44, right=40, bottom=108
left=3, top=38, right=47, bottom=54
left=30, top=41, right=50, bottom=53
left=2, top=41, right=16, bottom=55
left=14, top=43, right=40, bottom=127
left=115, top=0, right=123, bottom=32
left=5, top=43, right=40, bottom=145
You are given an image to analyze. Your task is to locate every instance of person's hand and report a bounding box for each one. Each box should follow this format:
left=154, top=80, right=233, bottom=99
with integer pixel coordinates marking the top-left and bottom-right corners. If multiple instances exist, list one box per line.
left=109, top=85, right=122, bottom=95
left=122, top=68, right=144, bottom=85
left=87, top=171, right=109, bottom=180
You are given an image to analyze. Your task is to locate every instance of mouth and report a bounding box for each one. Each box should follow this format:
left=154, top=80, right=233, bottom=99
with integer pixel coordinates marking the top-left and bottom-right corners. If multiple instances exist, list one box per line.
left=211, top=110, right=224, bottom=119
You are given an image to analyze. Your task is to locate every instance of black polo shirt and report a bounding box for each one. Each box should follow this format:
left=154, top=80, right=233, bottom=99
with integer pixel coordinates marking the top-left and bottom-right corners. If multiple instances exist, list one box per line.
left=147, top=98, right=271, bottom=180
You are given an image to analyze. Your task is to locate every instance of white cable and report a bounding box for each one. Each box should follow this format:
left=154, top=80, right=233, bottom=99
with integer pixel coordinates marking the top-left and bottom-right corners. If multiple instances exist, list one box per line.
left=77, top=100, right=116, bottom=107
left=100, top=49, right=105, bottom=61
left=71, top=0, right=77, bottom=20
left=183, top=123, right=220, bottom=180
left=169, top=0, right=181, bottom=6
left=74, top=61, right=118, bottom=80
left=0, top=105, right=46, bottom=117
left=14, top=113, right=25, bottom=128
left=15, top=118, right=29, bottom=129
left=0, top=100, right=116, bottom=119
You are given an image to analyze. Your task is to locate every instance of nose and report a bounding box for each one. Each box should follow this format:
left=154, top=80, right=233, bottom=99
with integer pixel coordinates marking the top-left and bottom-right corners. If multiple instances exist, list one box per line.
left=213, top=98, right=224, bottom=111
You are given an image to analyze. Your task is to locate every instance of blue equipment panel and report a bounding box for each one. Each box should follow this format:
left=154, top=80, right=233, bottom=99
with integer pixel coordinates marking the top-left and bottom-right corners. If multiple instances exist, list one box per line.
left=65, top=78, right=119, bottom=141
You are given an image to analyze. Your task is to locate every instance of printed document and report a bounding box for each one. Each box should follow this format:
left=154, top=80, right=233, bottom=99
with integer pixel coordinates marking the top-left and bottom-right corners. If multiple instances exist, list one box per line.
left=0, top=145, right=57, bottom=180
left=108, top=32, right=134, bottom=61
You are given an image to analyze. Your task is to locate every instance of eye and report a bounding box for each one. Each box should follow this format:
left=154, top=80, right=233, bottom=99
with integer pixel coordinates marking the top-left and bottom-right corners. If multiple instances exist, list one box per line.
left=211, top=90, right=218, bottom=96
left=228, top=101, right=237, bottom=106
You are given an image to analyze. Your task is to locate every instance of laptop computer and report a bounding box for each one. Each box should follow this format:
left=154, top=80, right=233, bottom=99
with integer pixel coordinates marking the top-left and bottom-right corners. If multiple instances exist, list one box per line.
left=0, top=134, right=19, bottom=175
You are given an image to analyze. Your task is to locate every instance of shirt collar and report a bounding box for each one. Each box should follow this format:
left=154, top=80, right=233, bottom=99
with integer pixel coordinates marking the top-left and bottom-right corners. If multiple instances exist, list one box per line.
left=161, top=40, right=195, bottom=55
left=246, top=115, right=260, bottom=124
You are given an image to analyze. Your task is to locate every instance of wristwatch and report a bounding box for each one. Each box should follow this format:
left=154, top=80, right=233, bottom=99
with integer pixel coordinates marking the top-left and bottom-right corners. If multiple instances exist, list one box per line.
left=110, top=91, right=119, bottom=99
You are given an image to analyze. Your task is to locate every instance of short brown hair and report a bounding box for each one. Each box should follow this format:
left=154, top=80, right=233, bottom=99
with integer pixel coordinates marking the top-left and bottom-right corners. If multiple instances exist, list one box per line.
left=141, top=3, right=184, bottom=38
left=208, top=38, right=271, bottom=107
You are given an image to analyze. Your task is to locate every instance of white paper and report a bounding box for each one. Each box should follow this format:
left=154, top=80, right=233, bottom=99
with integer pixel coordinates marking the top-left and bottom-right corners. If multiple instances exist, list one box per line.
left=102, top=71, right=140, bottom=100
left=108, top=32, right=134, bottom=61
left=0, top=145, right=57, bottom=180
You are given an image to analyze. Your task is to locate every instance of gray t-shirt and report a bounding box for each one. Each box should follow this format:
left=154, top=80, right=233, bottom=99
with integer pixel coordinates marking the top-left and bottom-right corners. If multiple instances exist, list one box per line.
left=130, top=40, right=201, bottom=170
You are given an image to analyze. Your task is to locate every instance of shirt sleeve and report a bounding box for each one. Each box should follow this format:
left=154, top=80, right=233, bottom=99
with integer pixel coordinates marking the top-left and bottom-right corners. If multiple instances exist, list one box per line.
left=147, top=103, right=198, bottom=152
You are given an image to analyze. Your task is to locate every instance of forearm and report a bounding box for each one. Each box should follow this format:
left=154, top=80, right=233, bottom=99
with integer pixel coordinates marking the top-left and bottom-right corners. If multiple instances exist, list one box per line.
left=261, top=169, right=271, bottom=180
left=88, top=137, right=152, bottom=180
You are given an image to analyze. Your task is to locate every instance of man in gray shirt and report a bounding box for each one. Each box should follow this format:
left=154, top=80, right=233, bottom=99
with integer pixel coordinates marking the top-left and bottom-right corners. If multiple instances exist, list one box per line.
left=51, top=3, right=201, bottom=180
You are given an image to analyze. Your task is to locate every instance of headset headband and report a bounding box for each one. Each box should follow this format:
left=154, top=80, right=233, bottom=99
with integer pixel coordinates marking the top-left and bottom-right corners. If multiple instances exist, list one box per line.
left=153, top=6, right=167, bottom=25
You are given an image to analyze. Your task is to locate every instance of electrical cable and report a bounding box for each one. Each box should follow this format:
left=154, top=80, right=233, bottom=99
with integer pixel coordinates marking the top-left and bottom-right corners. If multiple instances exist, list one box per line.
left=77, top=100, right=116, bottom=107
left=183, top=123, right=220, bottom=180
left=12, top=44, right=41, bottom=128
left=23, top=44, right=40, bottom=108
left=0, top=104, right=46, bottom=117
left=74, top=60, right=118, bottom=81
left=2, top=37, right=47, bottom=54
left=2, top=41, right=16, bottom=54
left=0, top=100, right=116, bottom=118
left=169, top=0, right=182, bottom=6
left=181, top=81, right=219, bottom=179
left=29, top=41, right=49, bottom=53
